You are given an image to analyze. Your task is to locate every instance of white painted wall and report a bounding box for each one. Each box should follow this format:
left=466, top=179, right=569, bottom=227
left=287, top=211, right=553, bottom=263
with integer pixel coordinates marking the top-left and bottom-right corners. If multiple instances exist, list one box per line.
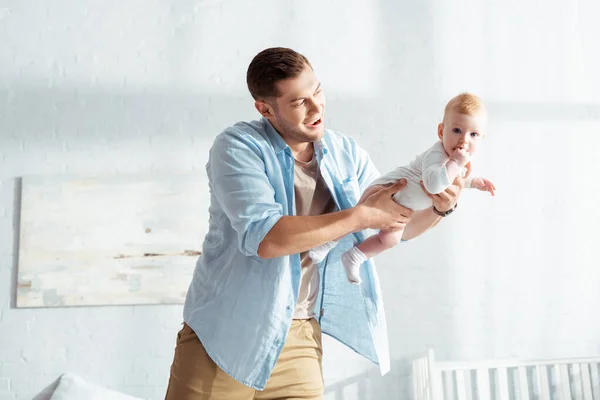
left=1, top=0, right=599, bottom=399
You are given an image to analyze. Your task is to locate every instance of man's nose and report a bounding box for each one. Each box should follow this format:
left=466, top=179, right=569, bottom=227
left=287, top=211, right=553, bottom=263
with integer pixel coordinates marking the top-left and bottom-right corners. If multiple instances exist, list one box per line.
left=306, top=98, right=319, bottom=113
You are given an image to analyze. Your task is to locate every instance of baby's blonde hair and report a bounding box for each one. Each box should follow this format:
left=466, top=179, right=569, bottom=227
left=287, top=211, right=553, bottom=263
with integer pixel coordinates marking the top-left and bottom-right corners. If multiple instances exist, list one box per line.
left=443, top=92, right=487, bottom=121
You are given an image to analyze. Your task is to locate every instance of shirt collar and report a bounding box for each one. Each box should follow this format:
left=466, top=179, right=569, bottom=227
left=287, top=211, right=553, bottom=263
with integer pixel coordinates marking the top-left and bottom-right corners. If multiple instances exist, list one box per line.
left=261, top=117, right=330, bottom=158
left=262, top=117, right=289, bottom=155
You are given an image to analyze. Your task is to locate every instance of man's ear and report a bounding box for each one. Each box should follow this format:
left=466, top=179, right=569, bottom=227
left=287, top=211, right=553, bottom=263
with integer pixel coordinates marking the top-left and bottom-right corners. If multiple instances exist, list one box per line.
left=255, top=100, right=274, bottom=118
left=437, top=123, right=444, bottom=140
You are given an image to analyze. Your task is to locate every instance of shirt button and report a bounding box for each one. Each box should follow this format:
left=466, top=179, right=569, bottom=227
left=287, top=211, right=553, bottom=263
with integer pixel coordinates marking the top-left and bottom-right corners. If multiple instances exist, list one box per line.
left=322, top=148, right=328, bottom=155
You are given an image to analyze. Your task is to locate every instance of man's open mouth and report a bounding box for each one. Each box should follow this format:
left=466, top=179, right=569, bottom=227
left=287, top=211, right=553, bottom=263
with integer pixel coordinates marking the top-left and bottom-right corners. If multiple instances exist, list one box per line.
left=306, top=118, right=322, bottom=126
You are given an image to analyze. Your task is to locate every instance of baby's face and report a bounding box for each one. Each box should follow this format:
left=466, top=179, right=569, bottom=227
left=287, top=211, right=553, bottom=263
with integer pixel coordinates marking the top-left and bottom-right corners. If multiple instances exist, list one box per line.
left=438, top=110, right=487, bottom=156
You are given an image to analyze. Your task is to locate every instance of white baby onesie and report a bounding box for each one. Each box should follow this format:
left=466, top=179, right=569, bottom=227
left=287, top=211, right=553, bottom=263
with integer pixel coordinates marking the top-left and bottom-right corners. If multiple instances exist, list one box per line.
left=370, top=140, right=472, bottom=210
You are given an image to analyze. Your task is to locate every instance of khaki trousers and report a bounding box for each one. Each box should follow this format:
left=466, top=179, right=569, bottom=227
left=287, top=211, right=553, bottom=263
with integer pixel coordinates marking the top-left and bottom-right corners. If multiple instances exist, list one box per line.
left=165, top=318, right=323, bottom=400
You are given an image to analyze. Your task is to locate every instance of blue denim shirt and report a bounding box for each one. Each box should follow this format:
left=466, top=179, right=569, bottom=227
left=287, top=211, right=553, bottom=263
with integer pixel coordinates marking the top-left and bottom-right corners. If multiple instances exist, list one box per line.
left=183, top=117, right=390, bottom=390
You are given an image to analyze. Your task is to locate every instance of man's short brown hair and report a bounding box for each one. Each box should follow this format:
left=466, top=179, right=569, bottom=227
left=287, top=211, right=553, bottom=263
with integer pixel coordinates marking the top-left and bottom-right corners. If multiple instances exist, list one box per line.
left=246, top=47, right=312, bottom=100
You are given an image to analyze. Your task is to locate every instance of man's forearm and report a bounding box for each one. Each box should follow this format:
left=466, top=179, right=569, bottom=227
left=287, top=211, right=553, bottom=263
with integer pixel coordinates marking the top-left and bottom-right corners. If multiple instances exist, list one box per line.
left=257, top=209, right=365, bottom=259
left=401, top=208, right=442, bottom=240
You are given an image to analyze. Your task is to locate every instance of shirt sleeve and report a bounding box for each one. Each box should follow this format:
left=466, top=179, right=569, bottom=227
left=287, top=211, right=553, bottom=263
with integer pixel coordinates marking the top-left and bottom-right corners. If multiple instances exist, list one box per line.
left=421, top=145, right=451, bottom=194
left=352, top=141, right=381, bottom=194
left=208, top=130, right=283, bottom=258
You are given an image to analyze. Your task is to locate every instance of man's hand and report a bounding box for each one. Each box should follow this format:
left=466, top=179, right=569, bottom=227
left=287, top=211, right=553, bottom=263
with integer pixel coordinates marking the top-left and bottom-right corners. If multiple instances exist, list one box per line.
left=420, top=161, right=470, bottom=212
left=356, top=184, right=388, bottom=204
left=356, top=179, right=413, bottom=231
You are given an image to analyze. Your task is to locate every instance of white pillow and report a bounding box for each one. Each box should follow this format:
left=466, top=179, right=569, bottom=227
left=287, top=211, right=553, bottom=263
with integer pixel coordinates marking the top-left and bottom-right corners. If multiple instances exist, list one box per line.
left=49, top=373, right=144, bottom=400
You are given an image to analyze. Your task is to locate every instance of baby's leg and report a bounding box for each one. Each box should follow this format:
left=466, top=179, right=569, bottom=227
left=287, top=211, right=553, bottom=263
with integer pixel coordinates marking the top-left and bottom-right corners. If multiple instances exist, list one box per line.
left=308, top=240, right=339, bottom=264
left=359, top=229, right=404, bottom=257
left=342, top=229, right=404, bottom=284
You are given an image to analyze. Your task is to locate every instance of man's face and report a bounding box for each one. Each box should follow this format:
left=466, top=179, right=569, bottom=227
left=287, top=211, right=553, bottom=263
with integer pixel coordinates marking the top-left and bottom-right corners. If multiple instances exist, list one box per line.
left=257, top=65, right=326, bottom=147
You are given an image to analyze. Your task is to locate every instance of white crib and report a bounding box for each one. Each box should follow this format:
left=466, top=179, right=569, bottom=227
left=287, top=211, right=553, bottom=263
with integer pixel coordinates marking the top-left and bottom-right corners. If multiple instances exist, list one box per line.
left=412, top=349, right=600, bottom=399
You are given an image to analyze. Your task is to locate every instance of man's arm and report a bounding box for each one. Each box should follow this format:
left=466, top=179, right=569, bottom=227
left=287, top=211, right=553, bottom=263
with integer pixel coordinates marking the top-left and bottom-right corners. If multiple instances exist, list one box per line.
left=258, top=180, right=411, bottom=258
left=210, top=131, right=412, bottom=260
left=401, top=207, right=444, bottom=240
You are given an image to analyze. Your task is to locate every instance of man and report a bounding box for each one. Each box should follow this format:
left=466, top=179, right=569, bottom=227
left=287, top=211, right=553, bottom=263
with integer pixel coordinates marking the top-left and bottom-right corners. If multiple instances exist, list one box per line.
left=165, top=47, right=464, bottom=399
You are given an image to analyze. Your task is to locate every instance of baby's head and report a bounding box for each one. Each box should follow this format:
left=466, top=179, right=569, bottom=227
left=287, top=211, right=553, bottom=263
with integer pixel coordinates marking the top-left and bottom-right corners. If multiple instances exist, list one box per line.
left=438, top=92, right=488, bottom=157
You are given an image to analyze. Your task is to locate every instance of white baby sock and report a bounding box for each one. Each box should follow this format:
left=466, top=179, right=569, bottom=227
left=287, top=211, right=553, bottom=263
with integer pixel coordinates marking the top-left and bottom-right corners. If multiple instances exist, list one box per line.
left=308, top=240, right=338, bottom=264
left=341, top=246, right=367, bottom=285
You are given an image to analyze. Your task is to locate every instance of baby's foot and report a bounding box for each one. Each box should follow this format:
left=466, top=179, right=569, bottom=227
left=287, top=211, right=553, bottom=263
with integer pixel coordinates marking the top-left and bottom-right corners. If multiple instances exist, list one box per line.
left=341, top=246, right=367, bottom=284
left=308, top=240, right=338, bottom=264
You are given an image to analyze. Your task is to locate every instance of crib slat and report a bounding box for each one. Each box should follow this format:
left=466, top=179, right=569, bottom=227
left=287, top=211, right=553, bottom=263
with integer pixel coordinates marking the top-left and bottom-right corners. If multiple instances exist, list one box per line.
left=536, top=365, right=551, bottom=400
left=413, top=359, right=421, bottom=399
left=495, top=367, right=510, bottom=400
left=455, top=370, right=467, bottom=400
left=580, top=363, right=593, bottom=400
left=412, top=361, right=420, bottom=400
left=558, top=364, right=573, bottom=400
left=421, top=358, right=428, bottom=400
left=428, top=349, right=444, bottom=400
left=412, top=361, right=421, bottom=400
left=417, top=358, right=426, bottom=400
left=518, top=366, right=530, bottom=400
left=589, top=363, right=600, bottom=400
left=444, top=370, right=456, bottom=400
left=551, top=365, right=563, bottom=400
left=415, top=359, right=422, bottom=399
left=476, top=368, right=491, bottom=400
left=572, top=363, right=583, bottom=399
left=464, top=369, right=473, bottom=400
left=427, top=358, right=432, bottom=399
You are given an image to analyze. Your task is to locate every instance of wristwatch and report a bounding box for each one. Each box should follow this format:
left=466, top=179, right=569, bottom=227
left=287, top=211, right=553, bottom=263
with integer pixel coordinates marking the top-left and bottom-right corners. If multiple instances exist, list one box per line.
left=432, top=202, right=457, bottom=217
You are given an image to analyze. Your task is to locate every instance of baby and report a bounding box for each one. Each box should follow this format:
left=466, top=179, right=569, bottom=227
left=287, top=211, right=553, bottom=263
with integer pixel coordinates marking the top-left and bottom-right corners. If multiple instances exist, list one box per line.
left=309, top=92, right=496, bottom=284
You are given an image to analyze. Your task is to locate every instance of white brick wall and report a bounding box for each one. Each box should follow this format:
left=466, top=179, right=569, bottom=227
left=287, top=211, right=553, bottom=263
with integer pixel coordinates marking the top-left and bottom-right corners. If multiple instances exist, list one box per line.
left=2, top=0, right=600, bottom=399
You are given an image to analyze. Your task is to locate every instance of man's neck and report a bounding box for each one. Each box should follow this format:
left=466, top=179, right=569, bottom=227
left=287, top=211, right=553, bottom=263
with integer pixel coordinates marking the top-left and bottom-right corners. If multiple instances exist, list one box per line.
left=290, top=142, right=314, bottom=163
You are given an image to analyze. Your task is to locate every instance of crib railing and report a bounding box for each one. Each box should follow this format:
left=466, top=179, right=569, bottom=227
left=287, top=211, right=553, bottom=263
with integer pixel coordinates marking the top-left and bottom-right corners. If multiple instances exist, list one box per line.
left=413, top=349, right=600, bottom=400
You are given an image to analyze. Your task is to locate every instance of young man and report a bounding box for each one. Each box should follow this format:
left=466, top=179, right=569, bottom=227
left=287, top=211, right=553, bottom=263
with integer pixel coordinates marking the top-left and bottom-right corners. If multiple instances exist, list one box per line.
left=165, top=47, right=465, bottom=400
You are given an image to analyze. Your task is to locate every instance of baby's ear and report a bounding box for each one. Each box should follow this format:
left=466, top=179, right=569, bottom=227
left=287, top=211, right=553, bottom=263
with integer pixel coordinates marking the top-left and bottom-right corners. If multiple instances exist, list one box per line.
left=437, top=123, right=444, bottom=139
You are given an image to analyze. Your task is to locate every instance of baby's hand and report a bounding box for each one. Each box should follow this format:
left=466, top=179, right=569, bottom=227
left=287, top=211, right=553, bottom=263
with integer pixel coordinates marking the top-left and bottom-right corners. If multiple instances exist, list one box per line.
left=470, top=177, right=496, bottom=196
left=449, top=148, right=470, bottom=167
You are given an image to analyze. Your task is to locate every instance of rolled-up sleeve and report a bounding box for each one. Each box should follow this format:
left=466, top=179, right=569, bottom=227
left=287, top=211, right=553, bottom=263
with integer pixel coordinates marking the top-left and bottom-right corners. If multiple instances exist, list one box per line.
left=208, top=130, right=283, bottom=257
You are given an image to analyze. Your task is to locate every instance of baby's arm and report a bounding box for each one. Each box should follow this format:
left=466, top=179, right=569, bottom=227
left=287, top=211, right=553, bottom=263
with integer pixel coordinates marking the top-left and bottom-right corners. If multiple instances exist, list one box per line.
left=421, top=147, right=470, bottom=194
left=445, top=152, right=470, bottom=183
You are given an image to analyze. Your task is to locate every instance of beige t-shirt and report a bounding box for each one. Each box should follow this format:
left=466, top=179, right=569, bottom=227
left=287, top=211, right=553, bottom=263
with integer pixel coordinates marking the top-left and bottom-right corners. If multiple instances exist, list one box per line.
left=293, top=155, right=336, bottom=319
